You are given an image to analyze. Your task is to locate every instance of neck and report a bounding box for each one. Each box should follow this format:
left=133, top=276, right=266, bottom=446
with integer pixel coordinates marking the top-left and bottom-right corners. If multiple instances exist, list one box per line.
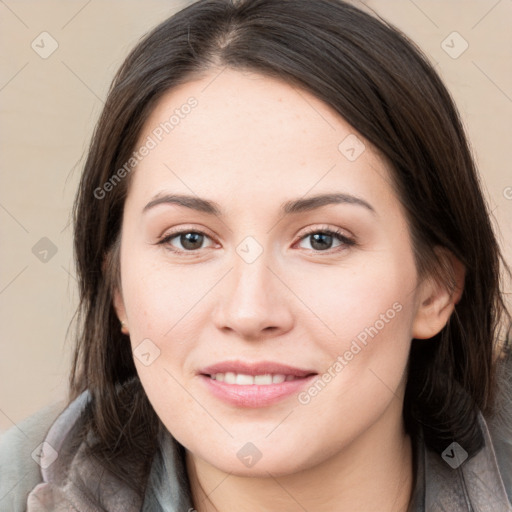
left=185, top=403, right=414, bottom=512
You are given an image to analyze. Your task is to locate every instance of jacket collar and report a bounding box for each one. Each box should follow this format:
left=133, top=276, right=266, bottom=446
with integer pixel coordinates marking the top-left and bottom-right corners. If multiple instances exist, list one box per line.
left=26, top=389, right=511, bottom=511
left=408, top=413, right=512, bottom=511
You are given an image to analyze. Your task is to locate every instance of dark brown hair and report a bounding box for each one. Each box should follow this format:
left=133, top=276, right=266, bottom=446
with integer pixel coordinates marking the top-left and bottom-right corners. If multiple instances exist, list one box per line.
left=69, top=0, right=511, bottom=495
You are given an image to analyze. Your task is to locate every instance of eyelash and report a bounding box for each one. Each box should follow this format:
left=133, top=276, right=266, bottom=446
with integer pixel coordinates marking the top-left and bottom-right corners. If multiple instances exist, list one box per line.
left=157, top=225, right=356, bottom=255
left=295, top=226, right=356, bottom=253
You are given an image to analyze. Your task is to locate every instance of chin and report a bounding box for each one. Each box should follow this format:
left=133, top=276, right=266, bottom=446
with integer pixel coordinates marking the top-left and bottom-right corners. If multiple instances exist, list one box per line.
left=192, top=440, right=319, bottom=477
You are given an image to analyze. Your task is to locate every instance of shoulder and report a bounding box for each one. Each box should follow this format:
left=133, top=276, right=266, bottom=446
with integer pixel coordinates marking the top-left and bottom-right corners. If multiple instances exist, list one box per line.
left=487, top=349, right=512, bottom=504
left=0, top=400, right=67, bottom=512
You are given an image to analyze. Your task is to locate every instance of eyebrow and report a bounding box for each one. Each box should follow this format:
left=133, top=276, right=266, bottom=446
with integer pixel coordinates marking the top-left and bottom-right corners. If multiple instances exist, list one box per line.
left=143, top=192, right=376, bottom=216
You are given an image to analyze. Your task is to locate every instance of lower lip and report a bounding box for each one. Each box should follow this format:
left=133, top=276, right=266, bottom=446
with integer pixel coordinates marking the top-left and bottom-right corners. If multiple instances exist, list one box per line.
left=199, top=374, right=317, bottom=408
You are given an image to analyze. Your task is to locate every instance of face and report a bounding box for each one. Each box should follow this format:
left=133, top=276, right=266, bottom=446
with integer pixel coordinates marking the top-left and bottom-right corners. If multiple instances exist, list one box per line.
left=114, top=68, right=432, bottom=476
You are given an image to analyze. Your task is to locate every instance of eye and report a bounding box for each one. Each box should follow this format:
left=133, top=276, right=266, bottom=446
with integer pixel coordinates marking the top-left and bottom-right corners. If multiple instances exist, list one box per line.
left=158, top=229, right=215, bottom=253
left=295, top=226, right=355, bottom=253
left=157, top=226, right=356, bottom=255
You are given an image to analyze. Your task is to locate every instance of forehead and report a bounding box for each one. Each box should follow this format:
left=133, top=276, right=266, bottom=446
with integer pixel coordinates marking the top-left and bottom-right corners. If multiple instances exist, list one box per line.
left=139, top=67, right=357, bottom=157
left=128, top=67, right=396, bottom=211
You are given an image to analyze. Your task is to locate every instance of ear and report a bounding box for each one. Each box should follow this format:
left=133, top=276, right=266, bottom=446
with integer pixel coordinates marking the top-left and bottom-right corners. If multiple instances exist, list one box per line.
left=102, top=250, right=129, bottom=335
left=412, top=247, right=465, bottom=340
left=112, top=287, right=128, bottom=332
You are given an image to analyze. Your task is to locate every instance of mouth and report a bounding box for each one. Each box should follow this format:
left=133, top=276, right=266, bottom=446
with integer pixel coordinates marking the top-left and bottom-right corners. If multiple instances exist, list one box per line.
left=207, top=372, right=304, bottom=385
left=198, top=361, right=318, bottom=407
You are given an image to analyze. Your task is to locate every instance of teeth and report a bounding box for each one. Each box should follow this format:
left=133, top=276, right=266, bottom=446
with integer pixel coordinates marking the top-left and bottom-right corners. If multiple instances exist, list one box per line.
left=236, top=374, right=255, bottom=385
left=210, top=372, right=297, bottom=385
left=254, top=374, right=273, bottom=385
left=224, top=372, right=236, bottom=384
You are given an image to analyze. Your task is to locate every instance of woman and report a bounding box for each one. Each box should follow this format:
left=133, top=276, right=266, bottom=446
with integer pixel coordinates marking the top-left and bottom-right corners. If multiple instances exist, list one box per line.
left=1, top=0, right=511, bottom=510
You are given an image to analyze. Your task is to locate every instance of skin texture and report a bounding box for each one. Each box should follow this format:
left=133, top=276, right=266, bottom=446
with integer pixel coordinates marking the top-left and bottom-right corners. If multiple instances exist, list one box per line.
left=113, top=68, right=463, bottom=512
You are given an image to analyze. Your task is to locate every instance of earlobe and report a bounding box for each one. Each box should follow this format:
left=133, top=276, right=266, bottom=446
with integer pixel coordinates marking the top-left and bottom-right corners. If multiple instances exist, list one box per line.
left=113, top=288, right=129, bottom=335
left=120, top=320, right=130, bottom=335
left=412, top=248, right=465, bottom=340
left=102, top=246, right=129, bottom=335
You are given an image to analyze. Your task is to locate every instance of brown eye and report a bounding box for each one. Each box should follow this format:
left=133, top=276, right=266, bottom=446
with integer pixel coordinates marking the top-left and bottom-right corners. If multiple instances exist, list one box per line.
left=297, top=228, right=355, bottom=253
left=159, top=230, right=214, bottom=253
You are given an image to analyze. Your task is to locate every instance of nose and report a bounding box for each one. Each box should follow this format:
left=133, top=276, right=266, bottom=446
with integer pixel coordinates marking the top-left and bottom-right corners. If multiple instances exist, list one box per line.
left=211, top=253, right=294, bottom=341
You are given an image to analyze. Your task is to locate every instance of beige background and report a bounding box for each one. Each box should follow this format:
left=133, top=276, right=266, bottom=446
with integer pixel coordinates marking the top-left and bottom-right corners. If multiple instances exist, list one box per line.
left=1, top=0, right=511, bottom=435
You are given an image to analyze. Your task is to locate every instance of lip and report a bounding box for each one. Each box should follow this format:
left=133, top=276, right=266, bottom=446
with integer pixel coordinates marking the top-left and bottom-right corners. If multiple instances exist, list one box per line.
left=198, top=360, right=318, bottom=408
left=199, top=360, right=317, bottom=378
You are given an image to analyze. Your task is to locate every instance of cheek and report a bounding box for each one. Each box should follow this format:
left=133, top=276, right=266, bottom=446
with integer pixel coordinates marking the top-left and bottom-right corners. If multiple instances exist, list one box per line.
left=120, top=259, right=206, bottom=434
left=293, top=283, right=414, bottom=461
left=292, top=246, right=417, bottom=412
left=121, top=253, right=206, bottom=336
left=292, top=247, right=417, bottom=354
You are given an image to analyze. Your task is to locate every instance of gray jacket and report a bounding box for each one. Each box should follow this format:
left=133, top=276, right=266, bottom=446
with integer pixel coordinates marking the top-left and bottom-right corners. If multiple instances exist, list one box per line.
left=1, top=386, right=512, bottom=511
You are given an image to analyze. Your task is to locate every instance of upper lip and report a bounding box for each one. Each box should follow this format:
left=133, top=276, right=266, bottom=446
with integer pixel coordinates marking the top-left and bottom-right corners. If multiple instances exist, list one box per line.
left=199, top=360, right=317, bottom=378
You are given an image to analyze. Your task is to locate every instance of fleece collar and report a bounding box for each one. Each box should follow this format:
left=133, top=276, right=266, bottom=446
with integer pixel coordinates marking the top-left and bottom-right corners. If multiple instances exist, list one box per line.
left=26, top=389, right=511, bottom=511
